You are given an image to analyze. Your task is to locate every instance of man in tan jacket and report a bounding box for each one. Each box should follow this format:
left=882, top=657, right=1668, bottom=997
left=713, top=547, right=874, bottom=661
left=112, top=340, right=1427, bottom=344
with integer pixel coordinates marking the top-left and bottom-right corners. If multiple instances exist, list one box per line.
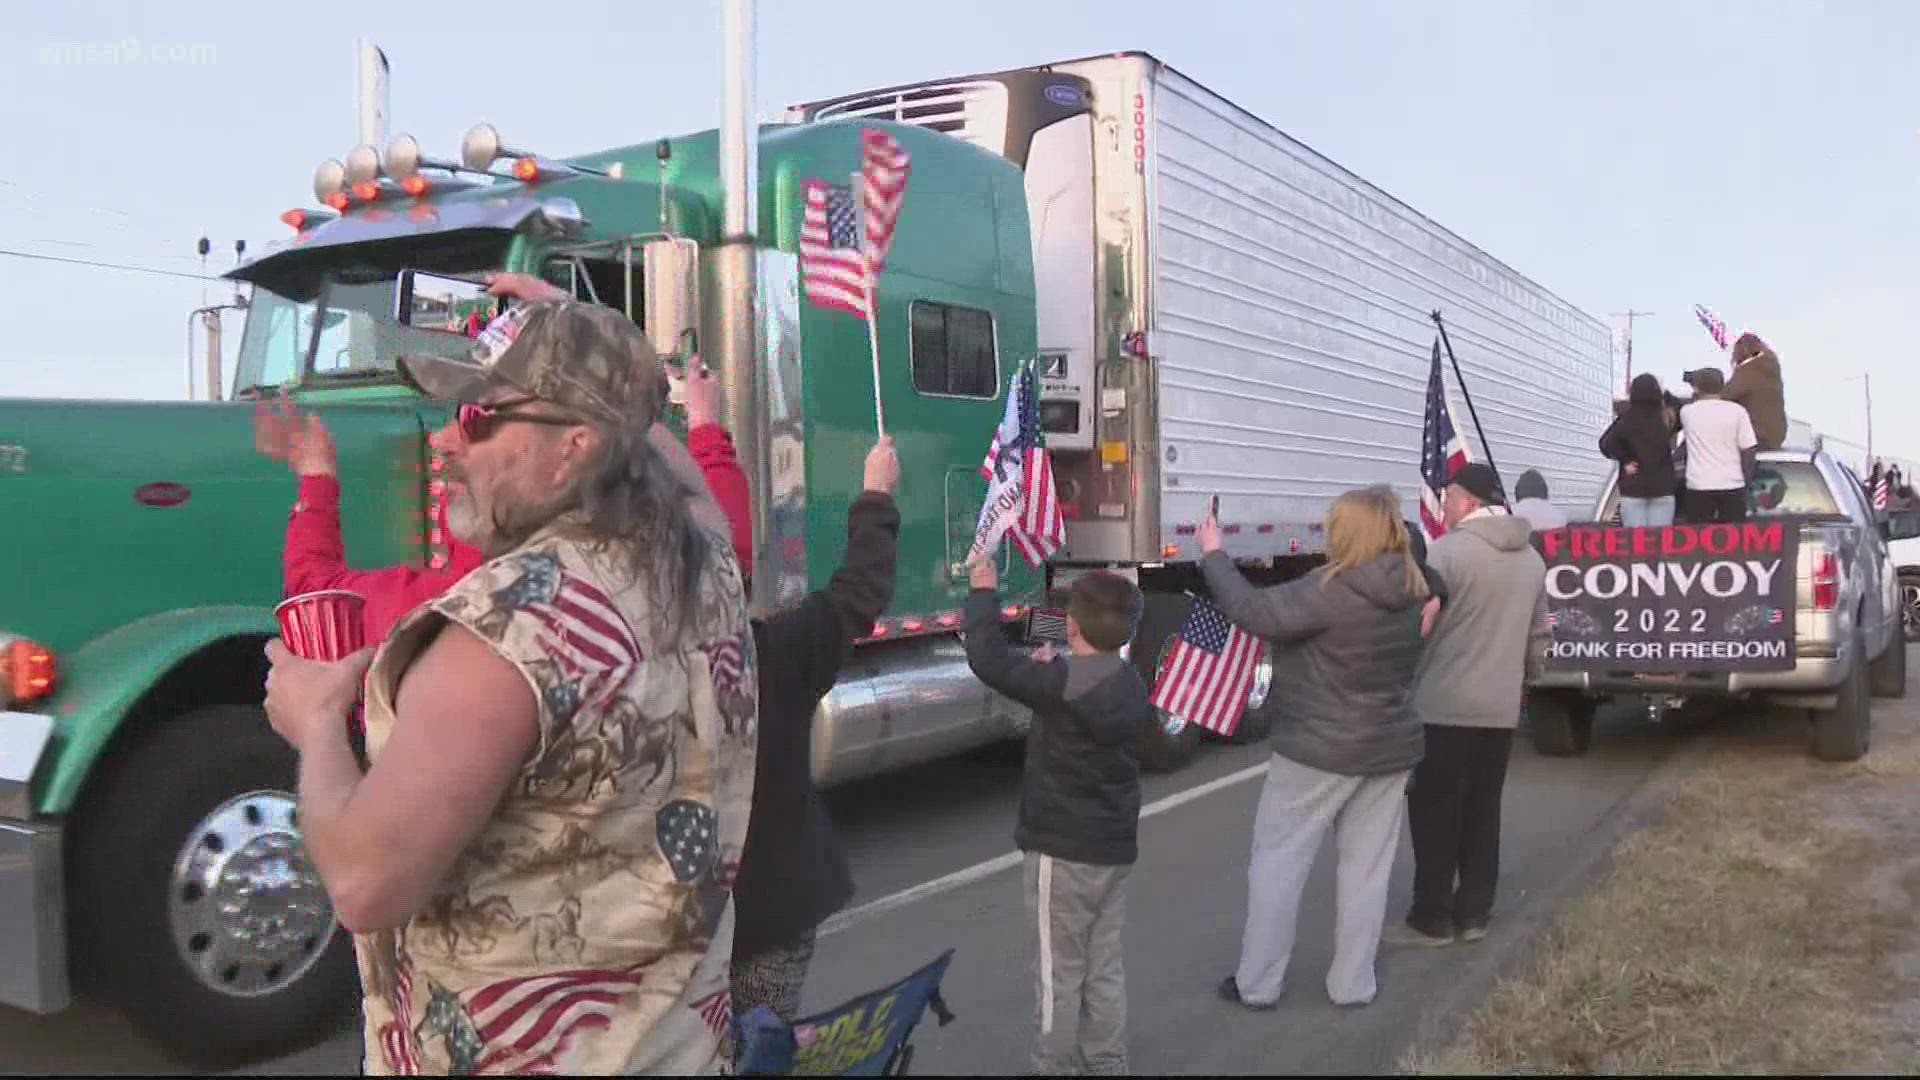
left=1723, top=332, right=1787, bottom=450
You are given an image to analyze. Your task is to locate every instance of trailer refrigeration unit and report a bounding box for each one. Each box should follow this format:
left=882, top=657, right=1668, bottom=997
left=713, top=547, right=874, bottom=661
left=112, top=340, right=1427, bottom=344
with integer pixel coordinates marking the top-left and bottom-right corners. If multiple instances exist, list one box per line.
left=789, top=51, right=1616, bottom=763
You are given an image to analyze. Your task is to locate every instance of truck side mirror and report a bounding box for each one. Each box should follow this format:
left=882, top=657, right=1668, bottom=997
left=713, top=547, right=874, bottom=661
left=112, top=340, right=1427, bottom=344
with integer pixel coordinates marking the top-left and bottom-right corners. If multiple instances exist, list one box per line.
left=640, top=238, right=699, bottom=363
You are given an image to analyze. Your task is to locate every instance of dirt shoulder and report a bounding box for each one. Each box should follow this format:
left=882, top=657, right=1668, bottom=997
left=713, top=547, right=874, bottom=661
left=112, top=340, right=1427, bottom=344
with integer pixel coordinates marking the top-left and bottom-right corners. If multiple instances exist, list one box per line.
left=1406, top=660, right=1920, bottom=1075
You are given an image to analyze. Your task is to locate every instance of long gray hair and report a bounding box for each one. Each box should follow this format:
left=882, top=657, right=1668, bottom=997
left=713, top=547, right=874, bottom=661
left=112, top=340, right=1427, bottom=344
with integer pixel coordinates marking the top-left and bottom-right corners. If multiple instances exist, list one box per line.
left=486, top=418, right=715, bottom=641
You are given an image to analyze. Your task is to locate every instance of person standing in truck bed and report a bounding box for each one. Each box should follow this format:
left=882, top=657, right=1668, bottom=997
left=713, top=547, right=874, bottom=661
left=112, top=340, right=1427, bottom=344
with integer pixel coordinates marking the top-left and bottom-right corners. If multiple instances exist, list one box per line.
left=1723, top=331, right=1788, bottom=451
left=1677, top=367, right=1759, bottom=524
left=1599, top=373, right=1681, bottom=527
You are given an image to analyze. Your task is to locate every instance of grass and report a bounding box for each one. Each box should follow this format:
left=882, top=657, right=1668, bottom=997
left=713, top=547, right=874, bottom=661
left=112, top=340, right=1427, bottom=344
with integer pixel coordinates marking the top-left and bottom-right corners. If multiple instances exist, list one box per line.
left=1402, top=693, right=1920, bottom=1076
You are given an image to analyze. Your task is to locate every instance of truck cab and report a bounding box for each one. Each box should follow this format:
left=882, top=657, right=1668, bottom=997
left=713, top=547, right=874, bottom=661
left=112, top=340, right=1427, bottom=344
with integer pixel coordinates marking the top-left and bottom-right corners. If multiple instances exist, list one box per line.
left=0, top=116, right=1045, bottom=1064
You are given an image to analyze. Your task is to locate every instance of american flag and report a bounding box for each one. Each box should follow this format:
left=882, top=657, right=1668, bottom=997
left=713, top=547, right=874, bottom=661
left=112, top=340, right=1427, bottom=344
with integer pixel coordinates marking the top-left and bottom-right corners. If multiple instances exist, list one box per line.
left=798, top=127, right=913, bottom=319
left=1148, top=595, right=1264, bottom=738
left=701, top=631, right=750, bottom=698
left=693, top=989, right=734, bottom=1042
left=1875, top=473, right=1891, bottom=510
left=858, top=128, right=911, bottom=273
left=799, top=181, right=868, bottom=318
left=379, top=951, right=420, bottom=1074
left=1693, top=304, right=1730, bottom=350
left=460, top=966, right=652, bottom=1074
left=508, top=562, right=644, bottom=717
left=1419, top=336, right=1471, bottom=540
left=973, top=362, right=1065, bottom=566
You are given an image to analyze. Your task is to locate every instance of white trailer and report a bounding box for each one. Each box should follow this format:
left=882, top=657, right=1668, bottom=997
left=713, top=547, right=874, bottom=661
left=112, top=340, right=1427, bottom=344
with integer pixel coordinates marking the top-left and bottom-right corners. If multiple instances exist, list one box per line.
left=793, top=52, right=1615, bottom=567
left=792, top=52, right=1616, bottom=767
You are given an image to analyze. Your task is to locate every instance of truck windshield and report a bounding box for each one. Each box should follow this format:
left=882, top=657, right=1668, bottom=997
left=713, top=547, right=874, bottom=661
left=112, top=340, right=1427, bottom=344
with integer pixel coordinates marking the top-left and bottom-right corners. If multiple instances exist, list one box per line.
left=1602, top=460, right=1844, bottom=523
left=231, top=233, right=513, bottom=398
left=1748, top=461, right=1844, bottom=517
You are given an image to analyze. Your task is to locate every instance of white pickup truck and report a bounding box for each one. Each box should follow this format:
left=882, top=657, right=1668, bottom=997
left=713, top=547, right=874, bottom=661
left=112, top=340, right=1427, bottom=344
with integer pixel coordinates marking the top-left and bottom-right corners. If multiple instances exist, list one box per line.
left=1528, top=445, right=1918, bottom=761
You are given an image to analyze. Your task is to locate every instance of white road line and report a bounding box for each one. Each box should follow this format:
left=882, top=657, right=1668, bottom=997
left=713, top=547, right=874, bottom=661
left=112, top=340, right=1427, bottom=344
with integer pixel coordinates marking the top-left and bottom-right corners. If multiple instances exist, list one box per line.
left=817, top=759, right=1269, bottom=939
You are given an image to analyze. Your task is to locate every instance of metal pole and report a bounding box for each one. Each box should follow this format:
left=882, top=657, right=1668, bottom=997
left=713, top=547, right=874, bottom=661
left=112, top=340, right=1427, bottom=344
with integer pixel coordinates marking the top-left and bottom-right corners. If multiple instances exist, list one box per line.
left=718, top=0, right=770, bottom=608
left=1610, top=309, right=1653, bottom=394
left=1430, top=310, right=1504, bottom=497
left=184, top=311, right=198, bottom=400
left=202, top=310, right=224, bottom=402
left=355, top=39, right=389, bottom=150
left=1864, top=372, right=1874, bottom=464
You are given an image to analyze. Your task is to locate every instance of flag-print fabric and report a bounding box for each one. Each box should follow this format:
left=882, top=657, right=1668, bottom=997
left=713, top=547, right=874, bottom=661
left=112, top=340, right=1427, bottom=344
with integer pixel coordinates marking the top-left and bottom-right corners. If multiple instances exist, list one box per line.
left=353, top=519, right=756, bottom=1076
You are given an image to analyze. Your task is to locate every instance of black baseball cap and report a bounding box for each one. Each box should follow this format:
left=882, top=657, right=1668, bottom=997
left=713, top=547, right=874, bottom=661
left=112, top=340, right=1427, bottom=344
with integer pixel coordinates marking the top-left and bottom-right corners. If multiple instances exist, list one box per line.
left=1449, top=462, right=1507, bottom=507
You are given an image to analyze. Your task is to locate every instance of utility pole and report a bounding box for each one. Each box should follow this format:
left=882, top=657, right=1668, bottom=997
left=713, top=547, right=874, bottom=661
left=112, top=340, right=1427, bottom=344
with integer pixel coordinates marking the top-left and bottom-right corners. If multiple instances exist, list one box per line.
left=1611, top=309, right=1654, bottom=393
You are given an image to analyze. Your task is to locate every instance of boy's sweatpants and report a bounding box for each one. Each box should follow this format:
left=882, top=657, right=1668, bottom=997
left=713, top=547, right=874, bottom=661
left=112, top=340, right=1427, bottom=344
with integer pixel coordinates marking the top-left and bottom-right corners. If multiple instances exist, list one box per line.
left=1024, top=851, right=1131, bottom=1076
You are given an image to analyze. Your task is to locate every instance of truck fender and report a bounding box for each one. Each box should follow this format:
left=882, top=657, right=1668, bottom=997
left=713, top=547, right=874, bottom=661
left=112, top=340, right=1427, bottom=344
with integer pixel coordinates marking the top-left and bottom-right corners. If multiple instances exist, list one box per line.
left=33, top=606, right=277, bottom=815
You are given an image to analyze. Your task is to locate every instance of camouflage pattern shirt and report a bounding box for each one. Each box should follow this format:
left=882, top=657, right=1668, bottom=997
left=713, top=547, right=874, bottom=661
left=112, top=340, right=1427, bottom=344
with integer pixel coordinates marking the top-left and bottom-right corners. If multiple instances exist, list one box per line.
left=352, top=518, right=756, bottom=1075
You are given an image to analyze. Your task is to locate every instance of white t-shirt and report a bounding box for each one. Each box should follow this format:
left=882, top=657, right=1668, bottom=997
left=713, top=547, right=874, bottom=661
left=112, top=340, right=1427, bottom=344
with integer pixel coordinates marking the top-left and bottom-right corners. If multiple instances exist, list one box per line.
left=1680, top=397, right=1758, bottom=492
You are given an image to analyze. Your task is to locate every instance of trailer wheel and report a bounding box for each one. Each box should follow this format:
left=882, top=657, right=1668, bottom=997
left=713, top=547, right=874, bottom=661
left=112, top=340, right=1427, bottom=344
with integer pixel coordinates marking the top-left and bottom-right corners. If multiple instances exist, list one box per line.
left=65, top=704, right=357, bottom=1067
left=1129, top=593, right=1203, bottom=773
left=1811, top=634, right=1873, bottom=762
left=1900, top=571, right=1920, bottom=644
left=1527, top=693, right=1595, bottom=757
left=1219, top=653, right=1275, bottom=746
left=1870, top=630, right=1908, bottom=699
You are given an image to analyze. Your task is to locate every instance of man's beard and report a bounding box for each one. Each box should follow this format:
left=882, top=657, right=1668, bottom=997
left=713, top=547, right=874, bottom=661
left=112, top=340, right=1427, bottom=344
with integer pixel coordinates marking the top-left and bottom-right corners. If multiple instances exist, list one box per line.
left=445, top=474, right=578, bottom=559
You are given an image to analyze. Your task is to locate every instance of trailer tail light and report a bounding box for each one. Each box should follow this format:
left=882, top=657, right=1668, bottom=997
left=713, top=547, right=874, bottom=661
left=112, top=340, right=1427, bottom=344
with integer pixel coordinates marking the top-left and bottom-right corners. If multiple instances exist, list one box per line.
left=1, top=638, right=56, bottom=705
left=1812, top=550, right=1839, bottom=611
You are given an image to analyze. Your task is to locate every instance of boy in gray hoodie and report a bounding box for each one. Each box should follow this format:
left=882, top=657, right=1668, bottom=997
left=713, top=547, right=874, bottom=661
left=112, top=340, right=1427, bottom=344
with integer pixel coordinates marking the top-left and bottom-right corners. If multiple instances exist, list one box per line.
left=1395, top=463, right=1551, bottom=946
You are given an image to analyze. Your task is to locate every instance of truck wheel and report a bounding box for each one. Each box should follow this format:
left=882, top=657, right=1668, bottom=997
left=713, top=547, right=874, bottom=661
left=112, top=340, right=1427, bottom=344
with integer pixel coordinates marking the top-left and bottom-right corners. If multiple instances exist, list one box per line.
left=1130, top=593, right=1203, bottom=773
left=1901, top=571, right=1920, bottom=644
left=1811, top=634, right=1873, bottom=762
left=1527, top=693, right=1595, bottom=756
left=65, top=704, right=356, bottom=1067
left=1870, top=631, right=1908, bottom=699
left=1221, top=653, right=1275, bottom=746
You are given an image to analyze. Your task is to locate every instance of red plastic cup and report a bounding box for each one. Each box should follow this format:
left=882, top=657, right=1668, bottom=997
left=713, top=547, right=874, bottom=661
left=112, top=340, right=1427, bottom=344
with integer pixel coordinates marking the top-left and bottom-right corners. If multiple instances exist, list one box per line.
left=274, top=590, right=368, bottom=661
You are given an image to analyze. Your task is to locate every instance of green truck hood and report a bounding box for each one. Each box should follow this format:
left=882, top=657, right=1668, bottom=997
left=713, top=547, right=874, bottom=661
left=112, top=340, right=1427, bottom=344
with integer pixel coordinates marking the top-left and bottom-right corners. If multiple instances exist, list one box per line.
left=0, top=397, right=433, bottom=657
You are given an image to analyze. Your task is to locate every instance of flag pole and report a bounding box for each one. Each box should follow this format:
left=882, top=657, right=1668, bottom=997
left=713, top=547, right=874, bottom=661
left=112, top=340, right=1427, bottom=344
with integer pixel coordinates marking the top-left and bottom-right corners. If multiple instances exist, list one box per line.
left=1429, top=310, right=1504, bottom=498
left=855, top=168, right=887, bottom=439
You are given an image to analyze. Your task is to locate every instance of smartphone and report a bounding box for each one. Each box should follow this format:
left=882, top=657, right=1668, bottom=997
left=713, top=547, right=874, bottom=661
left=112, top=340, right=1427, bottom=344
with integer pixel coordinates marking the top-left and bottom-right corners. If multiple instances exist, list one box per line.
left=1209, top=495, right=1221, bottom=521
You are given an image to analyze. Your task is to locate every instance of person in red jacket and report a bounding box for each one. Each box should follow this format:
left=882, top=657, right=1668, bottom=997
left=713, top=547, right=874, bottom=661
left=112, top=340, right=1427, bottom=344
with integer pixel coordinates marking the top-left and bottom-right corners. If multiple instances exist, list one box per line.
left=255, top=357, right=754, bottom=643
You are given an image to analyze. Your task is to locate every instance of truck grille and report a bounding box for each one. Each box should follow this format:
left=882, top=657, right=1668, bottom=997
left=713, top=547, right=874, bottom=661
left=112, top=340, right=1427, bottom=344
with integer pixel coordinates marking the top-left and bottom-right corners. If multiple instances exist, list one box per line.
left=807, top=80, right=1009, bottom=152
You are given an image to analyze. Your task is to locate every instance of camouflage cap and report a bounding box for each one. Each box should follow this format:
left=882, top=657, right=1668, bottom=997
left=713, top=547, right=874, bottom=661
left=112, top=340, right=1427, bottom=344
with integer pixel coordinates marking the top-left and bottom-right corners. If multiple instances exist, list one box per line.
left=399, top=301, right=665, bottom=424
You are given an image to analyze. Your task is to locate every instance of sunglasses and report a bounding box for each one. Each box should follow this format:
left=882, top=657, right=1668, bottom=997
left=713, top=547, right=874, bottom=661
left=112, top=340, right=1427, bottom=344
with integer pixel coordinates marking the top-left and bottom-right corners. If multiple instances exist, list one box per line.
left=454, top=397, right=583, bottom=443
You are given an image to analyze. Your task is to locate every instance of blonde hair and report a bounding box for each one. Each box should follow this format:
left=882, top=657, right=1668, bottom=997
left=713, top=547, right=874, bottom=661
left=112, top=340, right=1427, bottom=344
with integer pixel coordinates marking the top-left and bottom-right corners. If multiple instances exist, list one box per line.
left=1319, top=485, right=1429, bottom=598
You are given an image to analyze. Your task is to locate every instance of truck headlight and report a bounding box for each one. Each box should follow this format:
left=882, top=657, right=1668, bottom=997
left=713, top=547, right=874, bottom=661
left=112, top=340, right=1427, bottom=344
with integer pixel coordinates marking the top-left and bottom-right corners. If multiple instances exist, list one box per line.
left=0, top=634, right=56, bottom=707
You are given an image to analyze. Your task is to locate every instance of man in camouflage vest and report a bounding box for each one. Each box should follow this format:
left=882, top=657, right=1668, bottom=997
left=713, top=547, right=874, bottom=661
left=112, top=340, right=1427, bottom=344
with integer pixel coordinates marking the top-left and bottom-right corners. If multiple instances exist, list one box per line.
left=264, top=301, right=755, bottom=1075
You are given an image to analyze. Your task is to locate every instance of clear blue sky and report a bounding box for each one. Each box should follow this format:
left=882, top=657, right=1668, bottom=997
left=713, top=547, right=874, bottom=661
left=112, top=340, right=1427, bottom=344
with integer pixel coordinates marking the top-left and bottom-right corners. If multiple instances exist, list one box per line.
left=5, top=0, right=1916, bottom=461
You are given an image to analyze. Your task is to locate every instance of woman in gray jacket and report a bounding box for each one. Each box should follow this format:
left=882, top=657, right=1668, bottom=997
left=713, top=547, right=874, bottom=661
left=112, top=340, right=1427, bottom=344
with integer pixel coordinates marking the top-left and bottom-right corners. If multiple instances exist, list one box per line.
left=1202, top=485, right=1442, bottom=1010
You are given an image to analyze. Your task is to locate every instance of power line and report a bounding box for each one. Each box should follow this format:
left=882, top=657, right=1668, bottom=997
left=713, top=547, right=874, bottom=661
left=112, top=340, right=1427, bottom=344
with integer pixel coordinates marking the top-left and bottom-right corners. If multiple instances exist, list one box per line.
left=0, top=246, right=223, bottom=282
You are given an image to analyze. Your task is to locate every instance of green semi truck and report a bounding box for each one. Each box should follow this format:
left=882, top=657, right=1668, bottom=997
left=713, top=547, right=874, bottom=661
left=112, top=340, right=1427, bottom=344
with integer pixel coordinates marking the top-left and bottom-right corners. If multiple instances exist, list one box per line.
left=0, top=50, right=1611, bottom=1063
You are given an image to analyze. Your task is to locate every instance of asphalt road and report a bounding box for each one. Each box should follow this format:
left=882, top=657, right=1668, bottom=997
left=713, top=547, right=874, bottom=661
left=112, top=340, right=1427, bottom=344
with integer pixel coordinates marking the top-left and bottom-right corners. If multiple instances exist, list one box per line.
left=0, top=706, right=1693, bottom=1076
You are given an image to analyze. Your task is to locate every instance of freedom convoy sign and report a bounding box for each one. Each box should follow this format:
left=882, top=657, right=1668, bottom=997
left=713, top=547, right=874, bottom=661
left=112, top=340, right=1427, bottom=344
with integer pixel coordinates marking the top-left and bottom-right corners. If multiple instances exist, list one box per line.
left=1536, top=520, right=1800, bottom=673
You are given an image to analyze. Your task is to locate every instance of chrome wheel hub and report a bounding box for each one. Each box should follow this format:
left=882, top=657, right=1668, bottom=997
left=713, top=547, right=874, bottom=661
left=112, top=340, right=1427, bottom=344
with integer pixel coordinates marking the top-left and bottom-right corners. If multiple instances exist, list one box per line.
left=168, top=790, right=335, bottom=998
left=1902, top=580, right=1920, bottom=640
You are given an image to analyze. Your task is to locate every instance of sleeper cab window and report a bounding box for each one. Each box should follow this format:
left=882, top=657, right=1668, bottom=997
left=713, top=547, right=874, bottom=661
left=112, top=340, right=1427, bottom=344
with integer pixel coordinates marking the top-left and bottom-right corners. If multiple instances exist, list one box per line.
left=910, top=301, right=998, bottom=399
